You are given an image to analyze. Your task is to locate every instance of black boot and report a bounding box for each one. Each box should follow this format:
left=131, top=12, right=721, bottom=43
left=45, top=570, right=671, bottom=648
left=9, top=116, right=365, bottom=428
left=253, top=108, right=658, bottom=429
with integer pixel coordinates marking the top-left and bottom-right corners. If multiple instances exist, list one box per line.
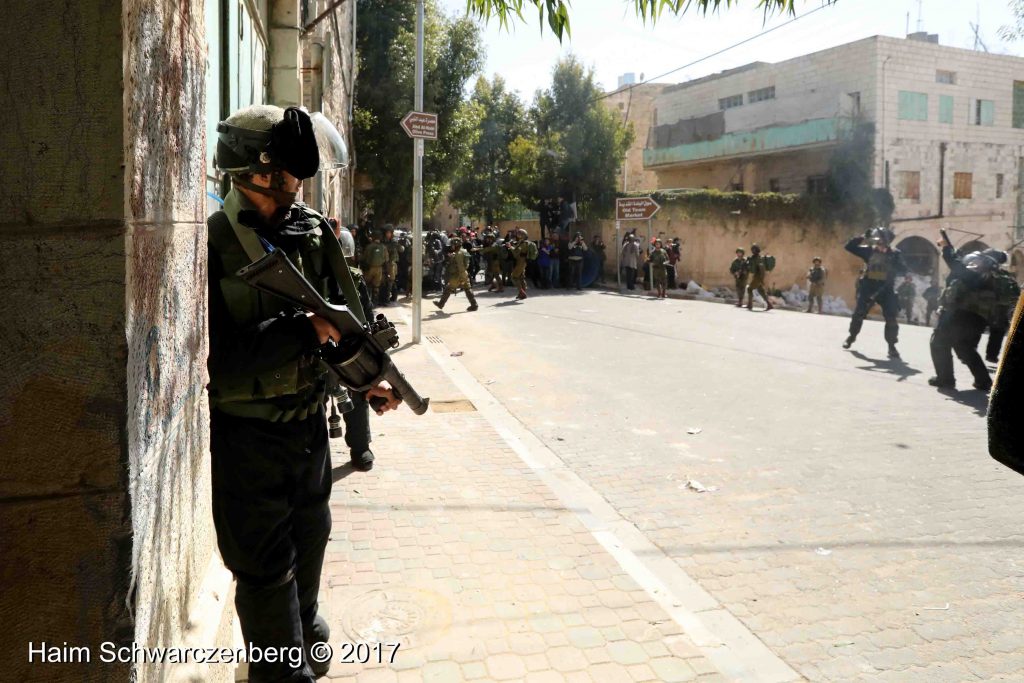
left=888, top=344, right=900, bottom=360
left=350, top=449, right=374, bottom=472
left=843, top=336, right=855, bottom=349
left=466, top=288, right=478, bottom=311
left=304, top=613, right=332, bottom=678
left=928, top=376, right=956, bottom=390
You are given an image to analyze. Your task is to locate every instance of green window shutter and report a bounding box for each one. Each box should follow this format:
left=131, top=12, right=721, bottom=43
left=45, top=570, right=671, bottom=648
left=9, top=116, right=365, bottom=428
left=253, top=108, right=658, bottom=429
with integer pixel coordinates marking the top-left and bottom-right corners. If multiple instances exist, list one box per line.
left=939, top=95, right=954, bottom=124
left=980, top=99, right=995, bottom=126
left=898, top=91, right=928, bottom=121
left=1014, top=82, right=1024, bottom=129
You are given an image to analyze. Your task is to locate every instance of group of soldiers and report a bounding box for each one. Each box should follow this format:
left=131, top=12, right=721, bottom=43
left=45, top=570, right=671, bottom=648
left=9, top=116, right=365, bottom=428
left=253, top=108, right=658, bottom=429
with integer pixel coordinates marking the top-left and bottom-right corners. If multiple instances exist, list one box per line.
left=728, top=226, right=1020, bottom=391
left=728, top=244, right=776, bottom=311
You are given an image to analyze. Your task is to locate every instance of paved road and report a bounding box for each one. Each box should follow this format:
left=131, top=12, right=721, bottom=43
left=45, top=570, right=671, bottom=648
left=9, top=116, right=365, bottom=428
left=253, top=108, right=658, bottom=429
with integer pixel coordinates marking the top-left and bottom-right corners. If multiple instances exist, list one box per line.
left=419, top=286, right=1024, bottom=682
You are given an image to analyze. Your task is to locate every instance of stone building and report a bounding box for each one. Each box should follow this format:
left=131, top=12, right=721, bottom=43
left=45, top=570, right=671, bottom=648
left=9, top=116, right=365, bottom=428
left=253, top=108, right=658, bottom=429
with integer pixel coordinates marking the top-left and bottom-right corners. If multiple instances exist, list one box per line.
left=1, top=1, right=355, bottom=681
left=644, top=34, right=1024, bottom=277
left=603, top=82, right=668, bottom=193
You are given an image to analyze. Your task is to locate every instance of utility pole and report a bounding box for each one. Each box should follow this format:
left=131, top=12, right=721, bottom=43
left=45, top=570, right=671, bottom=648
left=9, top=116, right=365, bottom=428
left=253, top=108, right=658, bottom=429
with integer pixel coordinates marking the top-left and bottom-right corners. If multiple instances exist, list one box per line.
left=412, top=0, right=424, bottom=344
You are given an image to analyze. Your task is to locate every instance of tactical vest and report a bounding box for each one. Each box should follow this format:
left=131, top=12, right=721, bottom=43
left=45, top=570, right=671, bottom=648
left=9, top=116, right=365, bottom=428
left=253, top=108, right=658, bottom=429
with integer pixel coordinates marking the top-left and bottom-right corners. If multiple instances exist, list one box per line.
left=808, top=266, right=825, bottom=283
left=864, top=251, right=893, bottom=281
left=445, top=249, right=470, bottom=279
left=364, top=243, right=387, bottom=267
left=207, top=190, right=363, bottom=421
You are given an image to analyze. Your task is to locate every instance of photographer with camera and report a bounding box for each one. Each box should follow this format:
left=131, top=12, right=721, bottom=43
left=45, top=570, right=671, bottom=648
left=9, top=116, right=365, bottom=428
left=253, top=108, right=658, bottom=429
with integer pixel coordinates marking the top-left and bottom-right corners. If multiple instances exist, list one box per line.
left=567, top=231, right=588, bottom=290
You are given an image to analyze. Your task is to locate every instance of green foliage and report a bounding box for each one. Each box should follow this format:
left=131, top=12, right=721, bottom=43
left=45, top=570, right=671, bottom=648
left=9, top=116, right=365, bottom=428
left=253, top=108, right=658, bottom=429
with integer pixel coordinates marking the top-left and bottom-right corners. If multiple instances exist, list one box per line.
left=1000, top=0, right=1024, bottom=41
left=637, top=189, right=813, bottom=221
left=506, top=56, right=634, bottom=216
left=462, top=0, right=800, bottom=41
left=354, top=0, right=483, bottom=222
left=449, top=76, right=530, bottom=224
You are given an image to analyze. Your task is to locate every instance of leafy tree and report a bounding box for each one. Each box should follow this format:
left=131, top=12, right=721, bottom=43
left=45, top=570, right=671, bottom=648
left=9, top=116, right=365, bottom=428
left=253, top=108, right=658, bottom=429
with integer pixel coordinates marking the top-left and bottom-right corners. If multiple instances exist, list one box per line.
left=354, top=0, right=483, bottom=222
left=463, top=0, right=801, bottom=41
left=510, top=56, right=634, bottom=219
left=1000, top=0, right=1024, bottom=41
left=449, top=76, right=530, bottom=224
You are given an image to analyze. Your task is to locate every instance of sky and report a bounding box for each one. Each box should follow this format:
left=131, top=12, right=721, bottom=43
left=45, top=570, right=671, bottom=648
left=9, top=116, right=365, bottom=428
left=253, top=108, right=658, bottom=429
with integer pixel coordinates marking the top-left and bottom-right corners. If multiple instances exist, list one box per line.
left=437, top=0, right=1022, bottom=99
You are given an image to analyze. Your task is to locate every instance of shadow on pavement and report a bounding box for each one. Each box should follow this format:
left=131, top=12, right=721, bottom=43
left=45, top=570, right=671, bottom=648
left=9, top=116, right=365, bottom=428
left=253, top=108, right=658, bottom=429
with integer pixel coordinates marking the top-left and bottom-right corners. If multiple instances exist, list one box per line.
left=331, top=462, right=357, bottom=483
left=494, top=300, right=525, bottom=307
left=938, top=388, right=990, bottom=417
left=849, top=350, right=922, bottom=382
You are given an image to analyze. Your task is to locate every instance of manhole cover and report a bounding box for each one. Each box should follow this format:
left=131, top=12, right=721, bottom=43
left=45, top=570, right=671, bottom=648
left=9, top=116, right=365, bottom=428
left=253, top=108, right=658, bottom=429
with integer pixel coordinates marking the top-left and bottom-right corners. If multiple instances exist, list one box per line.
left=430, top=399, right=476, bottom=413
left=341, top=588, right=452, bottom=648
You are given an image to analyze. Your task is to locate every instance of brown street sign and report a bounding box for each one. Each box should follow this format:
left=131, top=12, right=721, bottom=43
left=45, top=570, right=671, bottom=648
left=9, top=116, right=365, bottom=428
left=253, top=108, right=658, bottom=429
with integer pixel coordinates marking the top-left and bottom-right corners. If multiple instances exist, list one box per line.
left=400, top=111, right=438, bottom=140
left=615, top=196, right=661, bottom=221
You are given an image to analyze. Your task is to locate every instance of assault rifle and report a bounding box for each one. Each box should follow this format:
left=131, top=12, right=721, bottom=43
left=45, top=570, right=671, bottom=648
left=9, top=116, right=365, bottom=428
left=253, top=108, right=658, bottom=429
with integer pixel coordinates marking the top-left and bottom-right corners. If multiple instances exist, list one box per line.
left=237, top=248, right=429, bottom=415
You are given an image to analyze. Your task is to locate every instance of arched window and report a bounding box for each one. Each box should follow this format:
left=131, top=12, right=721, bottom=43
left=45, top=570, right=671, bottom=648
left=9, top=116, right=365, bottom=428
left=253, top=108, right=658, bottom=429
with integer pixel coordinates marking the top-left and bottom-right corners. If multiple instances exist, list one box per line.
left=896, top=236, right=938, bottom=276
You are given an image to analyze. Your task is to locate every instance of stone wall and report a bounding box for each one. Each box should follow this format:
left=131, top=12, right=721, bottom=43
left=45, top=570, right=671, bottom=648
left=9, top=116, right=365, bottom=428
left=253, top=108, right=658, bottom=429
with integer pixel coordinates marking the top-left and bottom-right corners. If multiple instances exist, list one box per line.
left=0, top=1, right=228, bottom=680
left=501, top=209, right=864, bottom=305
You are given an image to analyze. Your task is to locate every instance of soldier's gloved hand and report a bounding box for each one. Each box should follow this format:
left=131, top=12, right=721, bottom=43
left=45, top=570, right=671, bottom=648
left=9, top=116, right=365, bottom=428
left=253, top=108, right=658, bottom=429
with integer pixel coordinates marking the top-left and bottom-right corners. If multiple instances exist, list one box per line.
left=367, top=383, right=401, bottom=415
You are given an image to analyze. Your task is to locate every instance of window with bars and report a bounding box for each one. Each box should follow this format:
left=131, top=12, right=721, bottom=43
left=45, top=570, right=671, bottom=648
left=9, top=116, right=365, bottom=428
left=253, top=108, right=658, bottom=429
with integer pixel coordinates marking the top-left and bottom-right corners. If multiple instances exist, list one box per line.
left=807, top=175, right=829, bottom=195
left=897, top=171, right=920, bottom=202
left=718, top=94, right=743, bottom=110
left=936, top=70, right=956, bottom=85
left=748, top=86, right=775, bottom=103
left=973, top=99, right=995, bottom=126
left=953, top=172, right=973, bottom=199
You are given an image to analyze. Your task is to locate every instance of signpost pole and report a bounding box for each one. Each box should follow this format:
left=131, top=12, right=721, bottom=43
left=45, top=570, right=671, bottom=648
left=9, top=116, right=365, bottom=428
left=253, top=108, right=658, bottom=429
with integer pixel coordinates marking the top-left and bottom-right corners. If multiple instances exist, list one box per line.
left=411, top=0, right=424, bottom=344
left=646, top=217, right=652, bottom=293
left=616, top=220, right=621, bottom=290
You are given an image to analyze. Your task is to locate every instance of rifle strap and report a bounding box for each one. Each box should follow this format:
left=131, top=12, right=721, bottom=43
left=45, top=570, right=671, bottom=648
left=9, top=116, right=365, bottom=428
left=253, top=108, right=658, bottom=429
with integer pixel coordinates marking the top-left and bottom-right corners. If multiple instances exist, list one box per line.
left=221, top=188, right=367, bottom=326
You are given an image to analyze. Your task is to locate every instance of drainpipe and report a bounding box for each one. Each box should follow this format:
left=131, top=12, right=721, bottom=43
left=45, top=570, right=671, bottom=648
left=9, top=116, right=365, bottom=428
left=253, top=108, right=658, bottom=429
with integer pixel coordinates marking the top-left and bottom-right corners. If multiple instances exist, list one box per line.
left=938, top=142, right=946, bottom=218
left=880, top=55, right=892, bottom=189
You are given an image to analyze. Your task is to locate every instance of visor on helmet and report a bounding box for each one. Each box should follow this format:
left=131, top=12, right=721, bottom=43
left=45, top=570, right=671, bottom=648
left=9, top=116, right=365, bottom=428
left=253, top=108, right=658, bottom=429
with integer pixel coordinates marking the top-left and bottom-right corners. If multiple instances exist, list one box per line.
left=337, top=227, right=356, bottom=259
left=310, top=112, right=349, bottom=171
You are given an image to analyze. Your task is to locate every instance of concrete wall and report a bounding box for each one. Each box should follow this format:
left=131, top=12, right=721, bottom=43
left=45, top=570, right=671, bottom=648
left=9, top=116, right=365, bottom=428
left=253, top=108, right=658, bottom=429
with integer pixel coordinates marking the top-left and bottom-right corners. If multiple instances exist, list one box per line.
left=0, top=1, right=229, bottom=680
left=653, top=39, right=877, bottom=136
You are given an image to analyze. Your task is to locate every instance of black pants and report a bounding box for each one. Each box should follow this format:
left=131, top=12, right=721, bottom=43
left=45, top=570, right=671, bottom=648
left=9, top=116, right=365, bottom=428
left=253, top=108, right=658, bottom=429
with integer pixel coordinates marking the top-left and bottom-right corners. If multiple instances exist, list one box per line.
left=343, top=392, right=371, bottom=455
left=211, top=408, right=331, bottom=683
left=624, top=266, right=637, bottom=290
left=568, top=259, right=583, bottom=289
left=988, top=321, right=1008, bottom=361
left=849, top=284, right=899, bottom=345
left=930, top=309, right=990, bottom=387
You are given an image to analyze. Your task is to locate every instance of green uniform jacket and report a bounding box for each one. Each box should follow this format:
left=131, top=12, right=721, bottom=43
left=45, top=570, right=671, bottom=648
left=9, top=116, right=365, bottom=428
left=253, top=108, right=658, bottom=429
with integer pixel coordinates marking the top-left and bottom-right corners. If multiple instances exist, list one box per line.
left=445, top=248, right=471, bottom=288
left=746, top=254, right=767, bottom=287
left=207, top=189, right=340, bottom=422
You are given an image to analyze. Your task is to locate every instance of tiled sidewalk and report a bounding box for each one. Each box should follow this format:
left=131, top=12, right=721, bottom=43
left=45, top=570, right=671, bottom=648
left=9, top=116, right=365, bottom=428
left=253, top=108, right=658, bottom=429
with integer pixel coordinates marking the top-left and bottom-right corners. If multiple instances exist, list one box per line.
left=318, top=341, right=724, bottom=682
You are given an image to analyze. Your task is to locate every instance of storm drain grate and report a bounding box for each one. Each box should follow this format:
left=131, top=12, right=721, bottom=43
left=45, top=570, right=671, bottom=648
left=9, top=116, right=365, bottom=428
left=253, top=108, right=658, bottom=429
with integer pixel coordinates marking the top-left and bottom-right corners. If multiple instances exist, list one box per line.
left=426, top=335, right=443, bottom=344
left=430, top=399, right=477, bottom=413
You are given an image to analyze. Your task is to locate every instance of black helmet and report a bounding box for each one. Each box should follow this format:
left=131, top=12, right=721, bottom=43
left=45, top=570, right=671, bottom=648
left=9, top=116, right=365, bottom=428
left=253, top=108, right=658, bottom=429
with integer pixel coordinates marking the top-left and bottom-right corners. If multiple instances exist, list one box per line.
left=750, top=243, right=761, bottom=254
left=216, top=105, right=347, bottom=180
left=868, top=227, right=895, bottom=247
left=963, top=250, right=1000, bottom=276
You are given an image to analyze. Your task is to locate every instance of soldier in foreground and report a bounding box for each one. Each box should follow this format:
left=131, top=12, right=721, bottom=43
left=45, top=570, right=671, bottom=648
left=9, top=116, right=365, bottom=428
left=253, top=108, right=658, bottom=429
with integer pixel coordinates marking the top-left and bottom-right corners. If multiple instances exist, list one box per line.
left=806, top=257, right=826, bottom=314
left=928, top=238, right=1017, bottom=391
left=745, top=244, right=773, bottom=311
left=433, top=237, right=479, bottom=312
left=729, top=247, right=748, bottom=308
left=842, top=227, right=906, bottom=359
left=208, top=104, right=400, bottom=681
